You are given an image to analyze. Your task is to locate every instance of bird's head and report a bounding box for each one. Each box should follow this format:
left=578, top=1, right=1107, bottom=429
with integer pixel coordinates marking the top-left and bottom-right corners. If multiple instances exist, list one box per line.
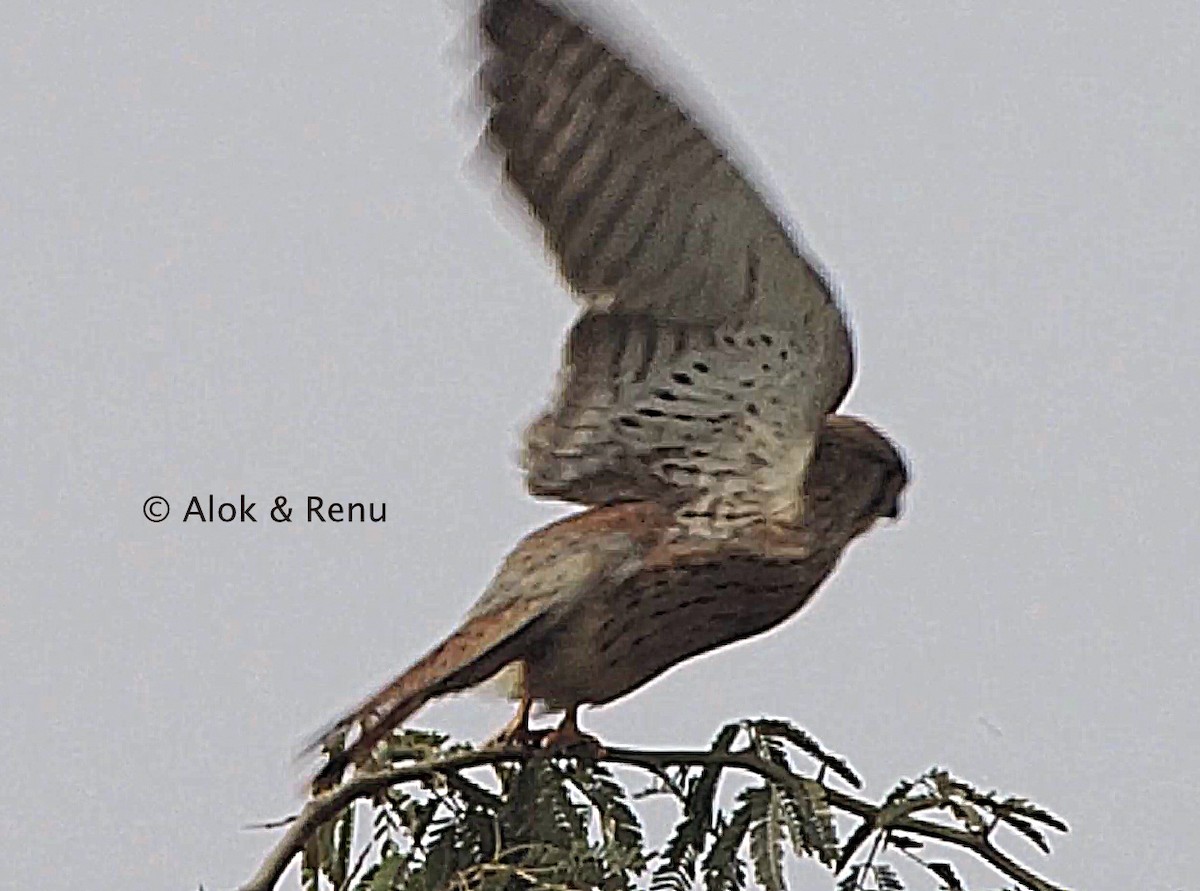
left=806, top=415, right=910, bottom=533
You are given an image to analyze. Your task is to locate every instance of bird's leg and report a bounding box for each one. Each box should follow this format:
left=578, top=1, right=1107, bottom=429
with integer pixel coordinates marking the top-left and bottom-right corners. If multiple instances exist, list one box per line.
left=541, top=705, right=605, bottom=756
left=485, top=673, right=547, bottom=749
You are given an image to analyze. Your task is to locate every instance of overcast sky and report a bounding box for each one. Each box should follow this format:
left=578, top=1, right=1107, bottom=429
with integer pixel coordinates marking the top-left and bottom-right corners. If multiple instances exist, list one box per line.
left=3, top=2, right=1197, bottom=889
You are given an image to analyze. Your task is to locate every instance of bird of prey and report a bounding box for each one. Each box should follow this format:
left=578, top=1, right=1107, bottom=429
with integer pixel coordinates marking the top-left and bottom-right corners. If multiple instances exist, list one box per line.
left=310, top=0, right=908, bottom=787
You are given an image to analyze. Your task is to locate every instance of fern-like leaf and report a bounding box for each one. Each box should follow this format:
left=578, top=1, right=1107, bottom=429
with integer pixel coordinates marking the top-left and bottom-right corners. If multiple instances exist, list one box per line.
left=562, top=761, right=648, bottom=881
left=836, top=865, right=864, bottom=891
left=652, top=726, right=739, bottom=891
left=876, top=862, right=904, bottom=890
left=650, top=847, right=696, bottom=891
left=998, top=812, right=1050, bottom=854
left=702, top=807, right=752, bottom=891
left=999, top=797, right=1069, bottom=833
left=747, top=786, right=787, bottom=891
left=363, top=850, right=405, bottom=891
left=751, top=719, right=862, bottom=788
left=926, top=860, right=964, bottom=889
left=779, top=777, right=839, bottom=867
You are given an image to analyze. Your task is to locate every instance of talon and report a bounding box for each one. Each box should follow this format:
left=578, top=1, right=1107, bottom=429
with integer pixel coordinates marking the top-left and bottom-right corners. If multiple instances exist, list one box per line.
left=541, top=707, right=605, bottom=756
left=485, top=688, right=545, bottom=750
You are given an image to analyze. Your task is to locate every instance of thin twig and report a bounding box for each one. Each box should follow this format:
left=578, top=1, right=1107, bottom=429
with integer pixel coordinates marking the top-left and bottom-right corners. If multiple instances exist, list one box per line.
left=335, top=831, right=374, bottom=891
left=238, top=749, right=512, bottom=891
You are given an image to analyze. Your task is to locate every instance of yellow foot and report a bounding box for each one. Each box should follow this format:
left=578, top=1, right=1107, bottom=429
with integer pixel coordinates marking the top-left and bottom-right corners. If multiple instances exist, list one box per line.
left=485, top=720, right=548, bottom=750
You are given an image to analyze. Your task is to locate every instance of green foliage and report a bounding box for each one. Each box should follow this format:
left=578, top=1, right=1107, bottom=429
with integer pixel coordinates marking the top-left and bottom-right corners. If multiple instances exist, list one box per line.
left=297, top=720, right=1067, bottom=891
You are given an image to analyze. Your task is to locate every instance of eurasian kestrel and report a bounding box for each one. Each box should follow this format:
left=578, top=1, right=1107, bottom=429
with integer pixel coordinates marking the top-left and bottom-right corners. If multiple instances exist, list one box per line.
left=310, top=0, right=907, bottom=787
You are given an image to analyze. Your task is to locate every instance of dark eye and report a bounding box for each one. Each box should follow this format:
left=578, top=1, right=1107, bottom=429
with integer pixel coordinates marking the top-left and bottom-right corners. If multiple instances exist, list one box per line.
left=863, top=491, right=894, bottom=519
left=866, top=471, right=904, bottom=519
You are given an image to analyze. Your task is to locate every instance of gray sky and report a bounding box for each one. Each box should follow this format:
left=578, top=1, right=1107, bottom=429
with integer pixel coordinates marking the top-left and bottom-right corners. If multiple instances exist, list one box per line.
left=3, top=2, right=1197, bottom=889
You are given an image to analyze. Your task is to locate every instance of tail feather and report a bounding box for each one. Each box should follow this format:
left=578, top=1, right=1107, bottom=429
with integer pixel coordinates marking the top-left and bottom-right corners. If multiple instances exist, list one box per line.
left=309, top=692, right=430, bottom=792
left=304, top=604, right=553, bottom=790
left=304, top=502, right=666, bottom=791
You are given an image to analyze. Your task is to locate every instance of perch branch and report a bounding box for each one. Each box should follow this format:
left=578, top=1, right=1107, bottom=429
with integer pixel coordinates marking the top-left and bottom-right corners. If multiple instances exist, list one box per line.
left=236, top=745, right=1069, bottom=891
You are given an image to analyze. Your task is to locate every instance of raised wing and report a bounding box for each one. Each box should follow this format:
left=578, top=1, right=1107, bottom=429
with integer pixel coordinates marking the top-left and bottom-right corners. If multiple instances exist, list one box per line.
left=480, top=0, right=854, bottom=530
left=479, top=0, right=845, bottom=329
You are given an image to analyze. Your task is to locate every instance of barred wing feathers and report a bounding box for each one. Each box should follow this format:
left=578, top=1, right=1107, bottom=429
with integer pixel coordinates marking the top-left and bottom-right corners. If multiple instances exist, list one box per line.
left=480, top=0, right=853, bottom=529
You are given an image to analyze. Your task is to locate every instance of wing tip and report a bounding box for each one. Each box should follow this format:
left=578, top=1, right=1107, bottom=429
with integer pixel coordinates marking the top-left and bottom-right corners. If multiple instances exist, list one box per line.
left=481, top=0, right=555, bottom=44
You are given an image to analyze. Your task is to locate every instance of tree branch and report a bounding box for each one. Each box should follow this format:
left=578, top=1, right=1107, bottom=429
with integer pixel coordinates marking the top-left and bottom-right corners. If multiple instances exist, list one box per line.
left=236, top=745, right=1069, bottom=891
left=603, top=747, right=1070, bottom=891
